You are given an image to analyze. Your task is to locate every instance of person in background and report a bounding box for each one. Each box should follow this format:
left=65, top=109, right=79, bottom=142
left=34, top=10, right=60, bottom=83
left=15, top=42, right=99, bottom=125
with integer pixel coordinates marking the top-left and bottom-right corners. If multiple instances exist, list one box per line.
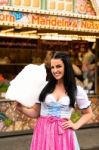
left=16, top=52, right=93, bottom=150
left=82, top=48, right=95, bottom=92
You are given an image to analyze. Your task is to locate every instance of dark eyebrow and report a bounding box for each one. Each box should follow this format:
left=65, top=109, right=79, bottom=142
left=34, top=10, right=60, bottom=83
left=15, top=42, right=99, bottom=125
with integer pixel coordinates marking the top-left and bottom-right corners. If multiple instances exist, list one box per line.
left=56, top=64, right=62, bottom=67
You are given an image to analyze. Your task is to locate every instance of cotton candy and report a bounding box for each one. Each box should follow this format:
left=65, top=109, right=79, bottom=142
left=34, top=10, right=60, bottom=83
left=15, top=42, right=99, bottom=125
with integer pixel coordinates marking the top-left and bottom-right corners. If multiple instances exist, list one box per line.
left=5, top=64, right=47, bottom=107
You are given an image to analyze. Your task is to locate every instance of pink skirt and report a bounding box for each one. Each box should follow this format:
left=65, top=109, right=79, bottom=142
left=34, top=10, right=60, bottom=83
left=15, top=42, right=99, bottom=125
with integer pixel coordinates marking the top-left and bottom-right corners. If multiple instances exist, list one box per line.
left=30, top=116, right=80, bottom=150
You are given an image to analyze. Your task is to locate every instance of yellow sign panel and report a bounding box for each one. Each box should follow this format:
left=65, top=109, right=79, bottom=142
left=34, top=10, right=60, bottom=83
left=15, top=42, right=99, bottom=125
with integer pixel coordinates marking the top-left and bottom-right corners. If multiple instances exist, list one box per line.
left=0, top=11, right=99, bottom=32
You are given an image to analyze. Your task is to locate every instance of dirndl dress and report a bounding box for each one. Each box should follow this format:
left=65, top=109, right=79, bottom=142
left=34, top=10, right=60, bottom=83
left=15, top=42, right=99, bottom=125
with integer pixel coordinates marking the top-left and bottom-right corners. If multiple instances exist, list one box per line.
left=30, top=116, right=79, bottom=150
left=30, top=86, right=91, bottom=150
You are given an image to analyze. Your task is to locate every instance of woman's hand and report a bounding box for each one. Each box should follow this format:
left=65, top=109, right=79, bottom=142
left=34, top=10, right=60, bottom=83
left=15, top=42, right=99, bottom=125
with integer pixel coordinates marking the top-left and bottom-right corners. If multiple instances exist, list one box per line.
left=62, top=119, right=78, bottom=130
left=62, top=107, right=93, bottom=130
left=14, top=102, right=23, bottom=112
left=14, top=102, right=41, bottom=118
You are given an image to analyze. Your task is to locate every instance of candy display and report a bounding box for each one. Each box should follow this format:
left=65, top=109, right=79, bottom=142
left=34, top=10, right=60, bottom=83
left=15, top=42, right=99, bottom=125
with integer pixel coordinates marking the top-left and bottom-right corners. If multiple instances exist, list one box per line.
left=0, top=101, right=37, bottom=132
left=0, top=97, right=99, bottom=133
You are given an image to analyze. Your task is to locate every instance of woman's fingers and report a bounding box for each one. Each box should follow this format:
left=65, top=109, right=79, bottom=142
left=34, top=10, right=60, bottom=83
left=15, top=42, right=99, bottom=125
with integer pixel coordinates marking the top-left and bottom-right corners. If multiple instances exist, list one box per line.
left=14, top=102, right=22, bottom=112
left=62, top=119, right=77, bottom=130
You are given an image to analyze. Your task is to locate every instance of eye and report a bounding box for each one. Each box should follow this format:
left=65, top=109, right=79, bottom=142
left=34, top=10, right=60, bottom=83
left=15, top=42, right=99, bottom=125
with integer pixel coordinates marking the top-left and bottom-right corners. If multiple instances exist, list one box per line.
left=51, top=66, right=54, bottom=69
left=56, top=65, right=62, bottom=68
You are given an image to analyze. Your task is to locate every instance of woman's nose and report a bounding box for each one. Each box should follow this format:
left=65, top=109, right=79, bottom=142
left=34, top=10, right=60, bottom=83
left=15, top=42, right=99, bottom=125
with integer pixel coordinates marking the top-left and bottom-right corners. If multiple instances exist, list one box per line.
left=53, top=68, right=57, bottom=73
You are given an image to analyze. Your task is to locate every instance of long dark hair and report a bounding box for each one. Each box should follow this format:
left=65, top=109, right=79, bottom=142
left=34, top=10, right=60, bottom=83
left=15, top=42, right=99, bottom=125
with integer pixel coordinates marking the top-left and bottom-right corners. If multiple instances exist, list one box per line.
left=39, top=52, right=77, bottom=108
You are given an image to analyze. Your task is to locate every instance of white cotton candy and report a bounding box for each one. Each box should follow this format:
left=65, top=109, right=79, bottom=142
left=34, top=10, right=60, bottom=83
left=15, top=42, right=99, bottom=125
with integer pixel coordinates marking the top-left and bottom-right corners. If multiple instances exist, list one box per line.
left=5, top=64, right=47, bottom=107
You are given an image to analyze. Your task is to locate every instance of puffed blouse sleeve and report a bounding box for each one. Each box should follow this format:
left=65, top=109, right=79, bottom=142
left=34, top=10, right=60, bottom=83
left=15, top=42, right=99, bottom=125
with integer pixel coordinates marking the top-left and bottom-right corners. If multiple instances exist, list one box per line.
left=76, top=85, right=91, bottom=109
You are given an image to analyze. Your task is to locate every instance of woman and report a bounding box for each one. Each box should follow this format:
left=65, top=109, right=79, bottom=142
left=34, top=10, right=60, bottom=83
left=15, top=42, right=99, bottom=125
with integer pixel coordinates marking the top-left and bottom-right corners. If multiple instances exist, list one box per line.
left=16, top=52, right=93, bottom=150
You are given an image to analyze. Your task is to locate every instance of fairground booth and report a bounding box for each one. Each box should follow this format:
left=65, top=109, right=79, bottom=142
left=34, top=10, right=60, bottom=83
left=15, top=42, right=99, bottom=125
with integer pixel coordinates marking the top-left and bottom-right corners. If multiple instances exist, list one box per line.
left=0, top=0, right=99, bottom=136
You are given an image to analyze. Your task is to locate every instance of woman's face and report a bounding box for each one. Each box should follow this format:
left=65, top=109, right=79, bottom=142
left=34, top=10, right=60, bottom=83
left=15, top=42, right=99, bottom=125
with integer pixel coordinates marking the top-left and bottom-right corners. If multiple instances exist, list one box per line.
left=51, top=58, right=65, bottom=80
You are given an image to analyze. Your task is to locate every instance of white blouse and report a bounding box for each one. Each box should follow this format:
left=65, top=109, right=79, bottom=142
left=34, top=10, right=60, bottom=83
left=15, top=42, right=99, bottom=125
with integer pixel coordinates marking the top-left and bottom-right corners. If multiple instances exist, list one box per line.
left=40, top=85, right=91, bottom=118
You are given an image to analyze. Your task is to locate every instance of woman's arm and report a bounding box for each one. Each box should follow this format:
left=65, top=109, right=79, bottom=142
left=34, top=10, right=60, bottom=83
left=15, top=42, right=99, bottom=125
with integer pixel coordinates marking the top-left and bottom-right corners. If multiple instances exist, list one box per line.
left=62, top=106, right=93, bottom=130
left=74, top=106, right=93, bottom=129
left=15, top=102, right=41, bottom=118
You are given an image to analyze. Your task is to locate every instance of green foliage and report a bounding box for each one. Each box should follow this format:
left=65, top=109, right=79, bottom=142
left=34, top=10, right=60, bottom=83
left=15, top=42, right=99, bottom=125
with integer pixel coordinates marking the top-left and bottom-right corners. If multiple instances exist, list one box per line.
left=3, top=118, right=13, bottom=126
left=71, top=111, right=81, bottom=123
left=0, top=84, right=9, bottom=92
